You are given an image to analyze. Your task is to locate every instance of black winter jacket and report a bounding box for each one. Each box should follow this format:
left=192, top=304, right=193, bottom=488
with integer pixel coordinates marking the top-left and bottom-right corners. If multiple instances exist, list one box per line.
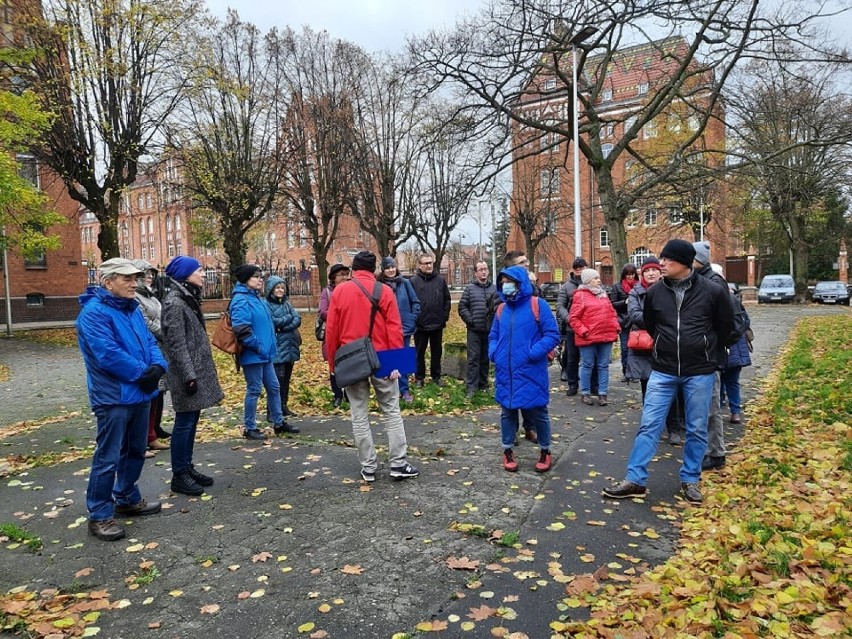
left=644, top=270, right=734, bottom=376
left=459, top=280, right=496, bottom=333
left=411, top=270, right=451, bottom=331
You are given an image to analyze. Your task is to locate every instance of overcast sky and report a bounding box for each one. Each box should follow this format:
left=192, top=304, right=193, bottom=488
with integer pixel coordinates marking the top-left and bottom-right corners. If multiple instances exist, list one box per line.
left=203, top=0, right=485, bottom=53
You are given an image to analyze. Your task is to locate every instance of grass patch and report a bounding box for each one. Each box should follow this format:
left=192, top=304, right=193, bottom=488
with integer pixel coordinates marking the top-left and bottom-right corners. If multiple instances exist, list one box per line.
left=555, top=314, right=852, bottom=638
left=0, top=522, right=43, bottom=551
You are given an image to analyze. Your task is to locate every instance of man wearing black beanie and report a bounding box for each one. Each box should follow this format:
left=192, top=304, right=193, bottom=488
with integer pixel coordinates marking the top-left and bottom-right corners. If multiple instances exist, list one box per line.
left=603, top=238, right=734, bottom=506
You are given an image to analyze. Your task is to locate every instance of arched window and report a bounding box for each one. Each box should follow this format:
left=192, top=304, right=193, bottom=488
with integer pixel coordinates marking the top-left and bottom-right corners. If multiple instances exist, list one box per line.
left=175, top=214, right=181, bottom=230
left=166, top=215, right=172, bottom=232
left=147, top=218, right=154, bottom=234
left=139, top=219, right=145, bottom=237
left=630, top=247, right=651, bottom=267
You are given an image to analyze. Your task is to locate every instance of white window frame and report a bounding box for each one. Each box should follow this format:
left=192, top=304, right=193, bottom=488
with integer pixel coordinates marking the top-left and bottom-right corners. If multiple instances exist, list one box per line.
left=599, top=226, right=610, bottom=248
left=644, top=208, right=658, bottom=227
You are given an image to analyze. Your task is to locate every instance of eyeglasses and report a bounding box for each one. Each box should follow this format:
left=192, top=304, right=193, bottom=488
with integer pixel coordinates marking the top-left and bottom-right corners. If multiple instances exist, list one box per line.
left=250, top=274, right=263, bottom=280
left=475, top=266, right=488, bottom=271
left=420, top=262, right=434, bottom=266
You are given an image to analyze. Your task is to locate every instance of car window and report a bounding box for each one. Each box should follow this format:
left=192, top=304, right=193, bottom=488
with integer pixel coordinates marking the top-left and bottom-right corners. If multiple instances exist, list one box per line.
left=761, top=276, right=794, bottom=287
left=814, top=282, right=844, bottom=292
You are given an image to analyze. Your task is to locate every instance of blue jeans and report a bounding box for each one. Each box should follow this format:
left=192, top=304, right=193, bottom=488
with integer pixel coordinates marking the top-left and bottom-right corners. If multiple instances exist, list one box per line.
left=720, top=366, right=742, bottom=414
left=398, top=335, right=412, bottom=396
left=87, top=403, right=150, bottom=521
left=242, top=361, right=283, bottom=431
left=500, top=405, right=552, bottom=450
left=626, top=371, right=715, bottom=485
left=579, top=342, right=613, bottom=396
left=171, top=410, right=200, bottom=474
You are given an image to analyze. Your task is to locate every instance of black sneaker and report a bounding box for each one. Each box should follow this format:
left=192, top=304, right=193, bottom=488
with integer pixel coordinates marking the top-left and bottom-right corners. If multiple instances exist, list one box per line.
left=360, top=468, right=376, bottom=483
left=283, top=408, right=298, bottom=417
left=274, top=422, right=300, bottom=435
left=602, top=480, right=647, bottom=499
left=681, top=482, right=703, bottom=504
left=243, top=429, right=267, bottom=441
left=415, top=379, right=425, bottom=388
left=114, top=499, right=162, bottom=516
left=171, top=471, right=204, bottom=496
left=188, top=465, right=214, bottom=487
left=566, top=386, right=578, bottom=396
left=389, top=463, right=419, bottom=479
left=88, top=518, right=126, bottom=541
left=701, top=455, right=726, bottom=471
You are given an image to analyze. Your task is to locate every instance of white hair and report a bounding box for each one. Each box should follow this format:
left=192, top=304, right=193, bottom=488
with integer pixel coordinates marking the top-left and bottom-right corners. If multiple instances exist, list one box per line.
left=710, top=263, right=724, bottom=275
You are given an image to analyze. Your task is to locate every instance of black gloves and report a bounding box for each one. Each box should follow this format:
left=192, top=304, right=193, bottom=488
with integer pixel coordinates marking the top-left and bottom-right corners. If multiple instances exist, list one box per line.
left=184, top=379, right=198, bottom=396
left=138, top=365, right=165, bottom=394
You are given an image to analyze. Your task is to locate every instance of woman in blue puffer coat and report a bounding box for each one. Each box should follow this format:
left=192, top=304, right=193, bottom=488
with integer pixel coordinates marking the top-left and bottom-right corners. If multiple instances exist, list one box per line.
left=265, top=275, right=302, bottom=430
left=488, top=265, right=561, bottom=474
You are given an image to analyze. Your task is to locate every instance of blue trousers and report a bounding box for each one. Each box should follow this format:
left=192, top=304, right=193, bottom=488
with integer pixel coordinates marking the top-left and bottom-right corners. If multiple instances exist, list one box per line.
left=579, top=342, right=613, bottom=396
left=500, top=405, right=552, bottom=450
left=87, top=403, right=150, bottom=521
left=626, top=371, right=715, bottom=485
left=242, top=361, right=283, bottom=431
left=171, top=410, right=200, bottom=474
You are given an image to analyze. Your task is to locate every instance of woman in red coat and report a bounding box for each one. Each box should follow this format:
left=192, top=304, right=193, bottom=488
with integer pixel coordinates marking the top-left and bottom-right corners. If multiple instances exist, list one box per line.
left=568, top=269, right=620, bottom=406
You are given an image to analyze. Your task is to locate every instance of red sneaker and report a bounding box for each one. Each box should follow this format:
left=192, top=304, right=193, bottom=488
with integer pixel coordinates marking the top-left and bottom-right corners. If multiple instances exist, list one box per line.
left=535, top=450, right=552, bottom=473
left=503, top=449, right=518, bottom=472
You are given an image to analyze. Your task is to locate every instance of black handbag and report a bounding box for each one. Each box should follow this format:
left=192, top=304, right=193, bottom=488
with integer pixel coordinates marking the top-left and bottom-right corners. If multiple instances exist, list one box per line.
left=332, top=280, right=382, bottom=387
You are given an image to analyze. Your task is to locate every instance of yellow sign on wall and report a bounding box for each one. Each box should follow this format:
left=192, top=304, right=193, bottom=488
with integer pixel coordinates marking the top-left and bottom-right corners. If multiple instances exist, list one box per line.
left=554, top=268, right=563, bottom=282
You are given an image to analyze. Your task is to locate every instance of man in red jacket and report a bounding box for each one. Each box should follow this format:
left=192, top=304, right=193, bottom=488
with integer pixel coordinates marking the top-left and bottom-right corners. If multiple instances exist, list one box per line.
left=325, top=250, right=419, bottom=483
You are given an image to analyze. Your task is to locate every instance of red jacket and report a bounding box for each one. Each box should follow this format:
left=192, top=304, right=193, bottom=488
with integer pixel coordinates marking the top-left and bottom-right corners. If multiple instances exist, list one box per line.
left=569, top=288, right=620, bottom=346
left=325, top=270, right=403, bottom=372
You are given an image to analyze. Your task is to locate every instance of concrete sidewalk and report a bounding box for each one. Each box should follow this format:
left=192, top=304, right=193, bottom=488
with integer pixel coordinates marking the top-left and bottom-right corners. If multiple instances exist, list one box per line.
left=0, top=306, right=842, bottom=638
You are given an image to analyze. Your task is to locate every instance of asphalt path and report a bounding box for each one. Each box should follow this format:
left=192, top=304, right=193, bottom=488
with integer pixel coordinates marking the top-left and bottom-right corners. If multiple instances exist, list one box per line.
left=0, top=304, right=847, bottom=638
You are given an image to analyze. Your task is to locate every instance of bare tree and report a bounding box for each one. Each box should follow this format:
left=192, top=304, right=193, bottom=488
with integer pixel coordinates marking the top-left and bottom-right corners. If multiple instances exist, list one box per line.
left=18, top=0, right=203, bottom=260
left=167, top=12, right=289, bottom=273
left=726, top=58, right=852, bottom=299
left=410, top=0, right=849, bottom=268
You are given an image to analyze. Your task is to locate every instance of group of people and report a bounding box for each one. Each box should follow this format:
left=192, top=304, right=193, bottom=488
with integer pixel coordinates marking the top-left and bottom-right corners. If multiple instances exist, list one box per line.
left=77, top=257, right=303, bottom=541
left=76, top=237, right=751, bottom=541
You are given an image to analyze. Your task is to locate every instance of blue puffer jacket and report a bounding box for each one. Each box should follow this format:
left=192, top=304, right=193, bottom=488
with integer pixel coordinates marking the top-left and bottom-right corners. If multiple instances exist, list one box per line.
left=488, top=266, right=561, bottom=409
left=265, top=276, right=302, bottom=364
left=725, top=307, right=752, bottom=369
left=378, top=274, right=420, bottom=337
left=229, top=282, right=277, bottom=366
left=76, top=286, right=168, bottom=408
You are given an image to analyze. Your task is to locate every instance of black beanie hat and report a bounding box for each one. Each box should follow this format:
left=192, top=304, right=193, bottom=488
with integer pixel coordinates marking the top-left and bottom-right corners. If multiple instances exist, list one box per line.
left=659, top=240, right=696, bottom=269
left=234, top=264, right=261, bottom=284
left=351, top=250, right=377, bottom=272
left=572, top=257, right=588, bottom=269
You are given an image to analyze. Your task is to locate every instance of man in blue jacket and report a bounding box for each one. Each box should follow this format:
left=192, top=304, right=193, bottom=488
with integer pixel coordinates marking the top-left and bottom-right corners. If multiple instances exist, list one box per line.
left=77, top=258, right=168, bottom=541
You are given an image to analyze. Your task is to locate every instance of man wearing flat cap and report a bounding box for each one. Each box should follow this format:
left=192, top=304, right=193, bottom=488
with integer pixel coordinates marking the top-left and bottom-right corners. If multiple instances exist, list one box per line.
left=76, top=258, right=169, bottom=541
left=603, top=239, right=734, bottom=505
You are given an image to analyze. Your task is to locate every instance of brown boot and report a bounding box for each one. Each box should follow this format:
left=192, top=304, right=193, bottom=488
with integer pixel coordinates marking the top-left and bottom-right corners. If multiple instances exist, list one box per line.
left=598, top=395, right=608, bottom=406
left=88, top=518, right=126, bottom=541
left=581, top=394, right=594, bottom=406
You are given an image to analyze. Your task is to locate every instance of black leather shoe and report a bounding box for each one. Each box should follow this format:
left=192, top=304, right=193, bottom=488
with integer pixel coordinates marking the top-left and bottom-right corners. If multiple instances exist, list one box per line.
left=681, top=482, right=703, bottom=504
left=566, top=386, right=578, bottom=396
left=88, top=518, right=126, bottom=541
left=171, top=472, right=204, bottom=496
left=332, top=397, right=343, bottom=408
left=274, top=422, right=300, bottom=435
left=188, top=466, right=214, bottom=487
left=602, top=480, right=647, bottom=499
left=243, top=429, right=267, bottom=441
left=283, top=408, right=298, bottom=417
left=114, top=499, right=162, bottom=516
left=701, top=455, right=726, bottom=471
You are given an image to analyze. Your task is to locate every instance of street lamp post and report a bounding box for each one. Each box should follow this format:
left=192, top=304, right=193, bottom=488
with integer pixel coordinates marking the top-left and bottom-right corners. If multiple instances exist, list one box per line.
left=570, top=26, right=598, bottom=259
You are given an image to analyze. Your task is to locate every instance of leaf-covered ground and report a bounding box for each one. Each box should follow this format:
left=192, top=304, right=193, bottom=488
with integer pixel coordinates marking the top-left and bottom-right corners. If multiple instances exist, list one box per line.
left=547, top=314, right=852, bottom=639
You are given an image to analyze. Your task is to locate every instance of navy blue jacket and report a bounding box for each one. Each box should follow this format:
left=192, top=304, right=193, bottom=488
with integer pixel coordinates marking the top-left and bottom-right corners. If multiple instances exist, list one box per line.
left=230, top=282, right=277, bottom=366
left=265, top=276, right=302, bottom=364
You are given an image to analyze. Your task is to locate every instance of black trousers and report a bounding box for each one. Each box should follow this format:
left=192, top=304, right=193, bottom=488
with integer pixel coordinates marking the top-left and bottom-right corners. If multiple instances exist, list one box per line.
left=274, top=362, right=294, bottom=411
left=465, top=329, right=490, bottom=392
left=415, top=328, right=444, bottom=381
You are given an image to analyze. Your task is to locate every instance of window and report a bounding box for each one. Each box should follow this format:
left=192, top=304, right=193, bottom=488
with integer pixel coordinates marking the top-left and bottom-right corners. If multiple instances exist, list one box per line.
left=668, top=114, right=682, bottom=134
left=544, top=78, right=557, bottom=91
left=540, top=169, right=560, bottom=197
left=630, top=247, right=651, bottom=267
left=23, top=224, right=47, bottom=268
left=644, top=119, right=658, bottom=139
left=601, top=123, right=614, bottom=139
left=668, top=206, right=684, bottom=225
left=141, top=245, right=147, bottom=260
left=644, top=208, right=658, bottom=227
left=688, top=115, right=700, bottom=131
left=626, top=209, right=639, bottom=229
left=16, top=154, right=39, bottom=188
left=601, top=143, right=613, bottom=158
left=602, top=88, right=613, bottom=102
left=26, top=293, right=45, bottom=307
left=149, top=243, right=155, bottom=260
left=121, top=221, right=129, bottom=238
left=146, top=193, right=152, bottom=209
left=599, top=226, right=610, bottom=248
left=175, top=214, right=181, bottom=230
left=166, top=215, right=172, bottom=231
left=638, top=82, right=649, bottom=95
left=168, top=242, right=175, bottom=258
left=137, top=194, right=144, bottom=210
left=139, top=219, right=145, bottom=237
left=625, top=115, right=637, bottom=133
left=288, top=230, right=295, bottom=249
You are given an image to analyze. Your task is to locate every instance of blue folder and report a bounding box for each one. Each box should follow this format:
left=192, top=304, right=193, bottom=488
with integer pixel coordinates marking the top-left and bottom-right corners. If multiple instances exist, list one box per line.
left=376, top=347, right=417, bottom=378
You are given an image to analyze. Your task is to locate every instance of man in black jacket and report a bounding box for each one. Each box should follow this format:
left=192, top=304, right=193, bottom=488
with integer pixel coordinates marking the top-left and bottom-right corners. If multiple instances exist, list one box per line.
left=411, top=253, right=452, bottom=387
left=603, top=239, right=733, bottom=505
left=459, top=261, right=496, bottom=398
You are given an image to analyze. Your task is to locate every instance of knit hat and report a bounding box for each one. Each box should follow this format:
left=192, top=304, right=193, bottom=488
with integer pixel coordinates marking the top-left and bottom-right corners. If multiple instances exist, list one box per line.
left=572, top=257, right=588, bottom=269
left=640, top=255, right=661, bottom=274
left=660, top=239, right=695, bottom=268
left=99, top=258, right=144, bottom=280
left=233, top=264, right=261, bottom=284
left=328, top=263, right=350, bottom=279
left=381, top=256, right=397, bottom=270
left=692, top=241, right=711, bottom=266
left=581, top=268, right=600, bottom=285
left=165, top=256, right=201, bottom=282
left=351, top=250, right=377, bottom=272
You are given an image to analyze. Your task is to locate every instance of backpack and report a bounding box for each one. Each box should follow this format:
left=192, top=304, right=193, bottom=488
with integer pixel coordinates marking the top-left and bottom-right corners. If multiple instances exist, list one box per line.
left=496, top=296, right=556, bottom=362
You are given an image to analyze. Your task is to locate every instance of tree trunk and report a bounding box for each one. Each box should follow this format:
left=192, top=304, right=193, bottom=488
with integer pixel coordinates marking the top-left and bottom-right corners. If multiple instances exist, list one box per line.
left=221, top=214, right=247, bottom=276
left=314, top=243, right=329, bottom=289
left=597, top=175, right=629, bottom=267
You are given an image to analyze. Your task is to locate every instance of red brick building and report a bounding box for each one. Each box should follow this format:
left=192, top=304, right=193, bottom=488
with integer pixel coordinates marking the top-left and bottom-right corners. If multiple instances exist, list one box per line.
left=509, top=37, right=732, bottom=285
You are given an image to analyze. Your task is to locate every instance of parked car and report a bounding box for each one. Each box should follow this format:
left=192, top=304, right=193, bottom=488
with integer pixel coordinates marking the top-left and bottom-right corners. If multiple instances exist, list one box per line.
left=757, top=274, right=796, bottom=304
left=811, top=280, right=851, bottom=305
left=540, top=281, right=562, bottom=302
